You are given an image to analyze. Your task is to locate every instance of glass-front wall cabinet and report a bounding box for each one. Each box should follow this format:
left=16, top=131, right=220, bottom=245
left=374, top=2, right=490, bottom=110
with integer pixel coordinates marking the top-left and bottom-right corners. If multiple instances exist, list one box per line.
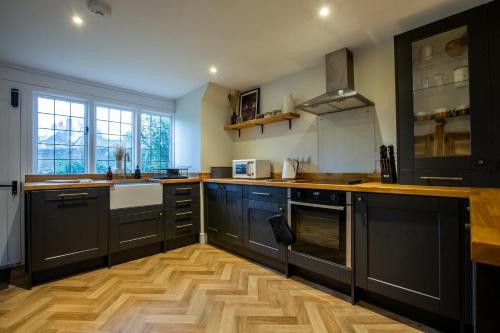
left=412, top=26, right=470, bottom=159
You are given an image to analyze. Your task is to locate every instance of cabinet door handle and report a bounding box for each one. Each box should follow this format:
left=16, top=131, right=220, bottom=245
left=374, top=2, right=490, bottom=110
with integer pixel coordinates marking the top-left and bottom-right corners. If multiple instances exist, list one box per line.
left=252, top=192, right=271, bottom=196
left=176, top=223, right=193, bottom=229
left=207, top=227, right=218, bottom=232
left=225, top=232, right=239, bottom=239
left=58, top=192, right=88, bottom=198
left=176, top=199, right=192, bottom=203
left=419, top=176, right=463, bottom=182
left=175, top=211, right=192, bottom=216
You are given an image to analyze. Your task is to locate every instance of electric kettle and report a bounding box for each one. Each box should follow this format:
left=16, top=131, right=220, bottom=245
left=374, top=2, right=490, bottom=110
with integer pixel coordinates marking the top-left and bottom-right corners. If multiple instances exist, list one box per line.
left=282, top=158, right=299, bottom=180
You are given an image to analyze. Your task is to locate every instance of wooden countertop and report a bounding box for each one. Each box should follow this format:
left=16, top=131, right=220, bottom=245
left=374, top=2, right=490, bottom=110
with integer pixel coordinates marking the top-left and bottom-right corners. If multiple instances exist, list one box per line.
left=23, top=180, right=114, bottom=191
left=24, top=177, right=201, bottom=191
left=154, top=177, right=201, bottom=184
left=203, top=178, right=500, bottom=267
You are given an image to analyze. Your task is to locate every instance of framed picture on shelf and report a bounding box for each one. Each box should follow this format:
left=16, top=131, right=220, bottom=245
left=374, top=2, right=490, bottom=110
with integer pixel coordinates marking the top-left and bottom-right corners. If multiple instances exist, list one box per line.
left=239, top=88, right=260, bottom=122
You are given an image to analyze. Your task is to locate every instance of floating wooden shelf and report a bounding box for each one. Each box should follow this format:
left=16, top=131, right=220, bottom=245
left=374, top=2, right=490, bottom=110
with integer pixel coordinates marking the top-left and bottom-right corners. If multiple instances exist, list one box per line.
left=224, top=112, right=300, bottom=137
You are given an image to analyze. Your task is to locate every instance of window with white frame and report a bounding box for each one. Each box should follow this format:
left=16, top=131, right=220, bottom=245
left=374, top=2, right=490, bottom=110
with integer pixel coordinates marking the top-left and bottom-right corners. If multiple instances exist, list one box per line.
left=140, top=112, right=172, bottom=172
left=35, top=95, right=87, bottom=174
left=95, top=106, right=134, bottom=173
left=33, top=93, right=173, bottom=174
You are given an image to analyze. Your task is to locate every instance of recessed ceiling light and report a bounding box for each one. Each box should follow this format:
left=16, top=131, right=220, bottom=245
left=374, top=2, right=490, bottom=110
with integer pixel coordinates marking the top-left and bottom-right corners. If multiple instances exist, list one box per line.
left=209, top=66, right=217, bottom=74
left=72, top=15, right=84, bottom=25
left=319, top=6, right=330, bottom=17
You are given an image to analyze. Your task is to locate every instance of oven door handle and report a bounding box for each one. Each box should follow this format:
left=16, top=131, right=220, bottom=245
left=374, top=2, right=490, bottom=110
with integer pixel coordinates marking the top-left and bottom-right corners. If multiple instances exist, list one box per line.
left=288, top=200, right=345, bottom=211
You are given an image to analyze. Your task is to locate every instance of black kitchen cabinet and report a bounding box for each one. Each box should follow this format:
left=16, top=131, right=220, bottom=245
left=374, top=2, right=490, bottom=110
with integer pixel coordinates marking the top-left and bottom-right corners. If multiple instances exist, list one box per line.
left=242, top=188, right=287, bottom=261
left=354, top=193, right=463, bottom=320
left=163, top=183, right=200, bottom=242
left=490, top=0, right=500, bottom=187
left=395, top=4, right=492, bottom=187
left=205, top=183, right=243, bottom=245
left=26, top=188, right=109, bottom=278
left=110, top=205, right=164, bottom=253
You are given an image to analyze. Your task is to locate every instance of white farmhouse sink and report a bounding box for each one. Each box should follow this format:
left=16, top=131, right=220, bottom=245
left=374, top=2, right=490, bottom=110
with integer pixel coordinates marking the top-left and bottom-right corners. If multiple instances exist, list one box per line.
left=110, top=182, right=163, bottom=209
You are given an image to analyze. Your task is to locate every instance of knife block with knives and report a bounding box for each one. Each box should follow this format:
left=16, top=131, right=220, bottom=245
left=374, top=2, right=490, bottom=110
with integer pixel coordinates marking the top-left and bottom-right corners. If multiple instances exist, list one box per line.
left=380, top=145, right=398, bottom=184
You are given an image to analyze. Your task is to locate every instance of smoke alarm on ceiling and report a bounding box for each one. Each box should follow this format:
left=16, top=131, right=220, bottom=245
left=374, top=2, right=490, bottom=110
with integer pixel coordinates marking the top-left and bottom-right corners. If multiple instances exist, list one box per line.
left=87, top=0, right=111, bottom=17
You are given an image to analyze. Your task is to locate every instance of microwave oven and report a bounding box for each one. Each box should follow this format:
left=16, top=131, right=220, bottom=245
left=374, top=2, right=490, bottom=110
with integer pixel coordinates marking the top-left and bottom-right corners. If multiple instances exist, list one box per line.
left=232, top=159, right=271, bottom=179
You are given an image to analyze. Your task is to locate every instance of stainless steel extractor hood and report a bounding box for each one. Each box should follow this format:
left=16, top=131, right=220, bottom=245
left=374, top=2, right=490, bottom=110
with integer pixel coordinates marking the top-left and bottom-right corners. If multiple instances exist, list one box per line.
left=296, top=48, right=374, bottom=115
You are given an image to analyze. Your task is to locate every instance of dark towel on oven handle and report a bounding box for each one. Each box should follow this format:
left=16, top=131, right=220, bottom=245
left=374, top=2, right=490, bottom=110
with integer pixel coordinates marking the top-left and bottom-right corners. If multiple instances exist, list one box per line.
left=267, top=214, right=296, bottom=246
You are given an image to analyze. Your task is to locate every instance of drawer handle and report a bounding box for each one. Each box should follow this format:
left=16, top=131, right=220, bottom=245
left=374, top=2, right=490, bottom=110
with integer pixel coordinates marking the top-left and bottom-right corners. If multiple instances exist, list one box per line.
left=58, top=192, right=89, bottom=198
left=176, top=187, right=192, bottom=191
left=176, top=223, right=193, bottom=229
left=252, top=192, right=271, bottom=196
left=419, top=176, right=463, bottom=182
left=225, top=232, right=239, bottom=239
left=176, top=211, right=192, bottom=216
left=207, top=227, right=218, bottom=232
left=176, top=199, right=192, bottom=203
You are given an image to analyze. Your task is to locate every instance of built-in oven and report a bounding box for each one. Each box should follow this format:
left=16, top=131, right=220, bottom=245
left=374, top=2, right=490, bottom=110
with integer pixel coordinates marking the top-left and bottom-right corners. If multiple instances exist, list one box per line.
left=287, top=188, right=352, bottom=285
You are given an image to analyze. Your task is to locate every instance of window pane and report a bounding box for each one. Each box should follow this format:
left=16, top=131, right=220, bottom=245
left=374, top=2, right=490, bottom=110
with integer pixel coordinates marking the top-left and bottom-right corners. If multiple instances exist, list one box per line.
left=96, top=133, right=109, bottom=146
left=109, top=109, right=121, bottom=122
left=54, top=115, right=69, bottom=130
left=96, top=147, right=108, bottom=160
left=38, top=160, right=54, bottom=174
left=71, top=160, right=85, bottom=173
left=71, top=103, right=85, bottom=118
left=38, top=97, right=54, bottom=114
left=70, top=131, right=84, bottom=145
left=38, top=144, right=54, bottom=159
left=38, top=113, right=54, bottom=129
left=109, top=122, right=121, bottom=135
left=38, top=129, right=54, bottom=144
left=121, top=123, right=132, bottom=136
left=70, top=146, right=85, bottom=160
left=55, top=100, right=70, bottom=116
left=54, top=130, right=69, bottom=145
left=35, top=95, right=87, bottom=174
left=55, top=145, right=70, bottom=159
left=96, top=120, right=108, bottom=134
left=71, top=117, right=85, bottom=132
left=122, top=111, right=132, bottom=124
left=55, top=160, right=70, bottom=174
left=96, top=107, right=108, bottom=120
left=96, top=160, right=109, bottom=173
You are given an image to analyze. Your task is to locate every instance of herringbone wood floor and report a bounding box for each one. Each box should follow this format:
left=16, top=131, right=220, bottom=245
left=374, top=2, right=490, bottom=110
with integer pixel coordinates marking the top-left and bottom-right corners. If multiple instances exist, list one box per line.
left=0, top=244, right=429, bottom=333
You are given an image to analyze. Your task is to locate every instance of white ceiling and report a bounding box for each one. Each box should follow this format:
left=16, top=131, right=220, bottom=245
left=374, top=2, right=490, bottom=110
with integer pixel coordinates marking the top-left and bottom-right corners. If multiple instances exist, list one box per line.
left=0, top=0, right=488, bottom=99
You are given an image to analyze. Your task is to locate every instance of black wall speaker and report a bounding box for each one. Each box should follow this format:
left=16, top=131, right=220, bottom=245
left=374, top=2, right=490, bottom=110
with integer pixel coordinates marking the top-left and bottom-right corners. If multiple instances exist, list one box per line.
left=11, top=88, right=19, bottom=108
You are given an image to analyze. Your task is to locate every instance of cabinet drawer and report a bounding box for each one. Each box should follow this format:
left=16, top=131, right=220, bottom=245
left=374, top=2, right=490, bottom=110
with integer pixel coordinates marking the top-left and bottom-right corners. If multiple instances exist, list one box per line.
left=173, top=206, right=200, bottom=222
left=43, top=188, right=100, bottom=201
left=110, top=206, right=163, bottom=252
left=166, top=220, right=200, bottom=239
left=244, top=185, right=286, bottom=203
left=164, top=184, right=200, bottom=197
left=414, top=170, right=471, bottom=187
left=164, top=196, right=200, bottom=209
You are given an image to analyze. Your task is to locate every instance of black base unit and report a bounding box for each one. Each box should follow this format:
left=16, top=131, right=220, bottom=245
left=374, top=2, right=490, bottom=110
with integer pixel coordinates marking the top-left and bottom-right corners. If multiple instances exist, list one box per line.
left=25, top=187, right=110, bottom=288
left=110, top=205, right=164, bottom=255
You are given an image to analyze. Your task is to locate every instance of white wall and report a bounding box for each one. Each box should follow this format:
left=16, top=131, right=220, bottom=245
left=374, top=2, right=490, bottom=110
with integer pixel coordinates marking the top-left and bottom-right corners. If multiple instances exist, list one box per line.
left=232, top=39, right=396, bottom=173
left=175, top=84, right=205, bottom=172
left=201, top=83, right=234, bottom=172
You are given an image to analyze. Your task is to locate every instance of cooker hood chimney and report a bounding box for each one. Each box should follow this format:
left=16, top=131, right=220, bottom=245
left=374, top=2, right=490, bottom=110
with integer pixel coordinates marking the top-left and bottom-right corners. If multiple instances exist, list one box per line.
left=296, top=48, right=374, bottom=115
